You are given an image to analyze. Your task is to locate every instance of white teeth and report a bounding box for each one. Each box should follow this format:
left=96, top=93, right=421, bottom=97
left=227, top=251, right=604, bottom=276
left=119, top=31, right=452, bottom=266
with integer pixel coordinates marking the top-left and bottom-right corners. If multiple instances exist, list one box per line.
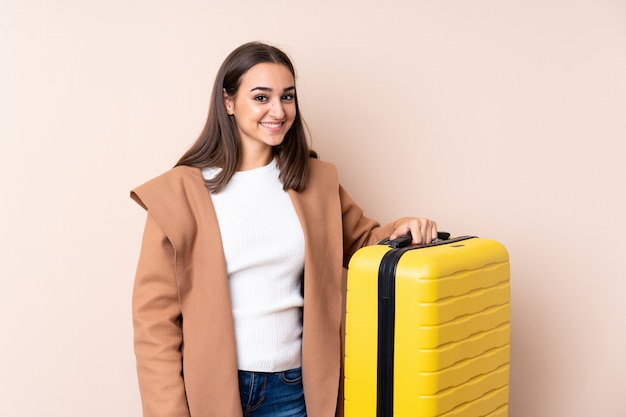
left=260, top=122, right=281, bottom=128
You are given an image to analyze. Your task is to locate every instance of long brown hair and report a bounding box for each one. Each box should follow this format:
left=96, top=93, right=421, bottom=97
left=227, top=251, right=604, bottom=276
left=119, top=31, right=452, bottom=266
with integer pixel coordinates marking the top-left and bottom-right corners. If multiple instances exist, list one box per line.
left=176, top=42, right=314, bottom=193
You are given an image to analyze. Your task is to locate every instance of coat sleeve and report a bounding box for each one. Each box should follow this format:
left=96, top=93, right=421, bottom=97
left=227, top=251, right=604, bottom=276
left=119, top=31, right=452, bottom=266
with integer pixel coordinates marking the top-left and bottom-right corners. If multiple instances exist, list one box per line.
left=132, top=212, right=191, bottom=417
left=339, top=184, right=397, bottom=267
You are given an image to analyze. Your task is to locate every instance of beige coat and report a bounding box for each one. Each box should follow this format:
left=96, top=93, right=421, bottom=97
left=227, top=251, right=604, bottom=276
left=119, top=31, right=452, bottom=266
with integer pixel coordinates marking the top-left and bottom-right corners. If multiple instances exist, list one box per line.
left=131, top=159, right=396, bottom=417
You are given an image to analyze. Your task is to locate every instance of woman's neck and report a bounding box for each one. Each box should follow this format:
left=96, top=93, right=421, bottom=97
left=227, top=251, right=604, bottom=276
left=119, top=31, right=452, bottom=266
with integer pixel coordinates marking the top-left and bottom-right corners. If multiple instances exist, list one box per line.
left=237, top=148, right=274, bottom=171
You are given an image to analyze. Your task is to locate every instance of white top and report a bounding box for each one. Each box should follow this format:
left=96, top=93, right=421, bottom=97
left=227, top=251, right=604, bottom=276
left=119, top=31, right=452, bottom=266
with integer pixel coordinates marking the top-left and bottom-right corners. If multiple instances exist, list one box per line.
left=202, top=159, right=305, bottom=372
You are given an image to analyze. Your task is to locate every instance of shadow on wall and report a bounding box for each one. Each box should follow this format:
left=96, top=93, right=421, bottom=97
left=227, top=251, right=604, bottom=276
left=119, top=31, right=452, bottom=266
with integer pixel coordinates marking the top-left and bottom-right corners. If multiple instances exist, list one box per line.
left=509, top=278, right=558, bottom=417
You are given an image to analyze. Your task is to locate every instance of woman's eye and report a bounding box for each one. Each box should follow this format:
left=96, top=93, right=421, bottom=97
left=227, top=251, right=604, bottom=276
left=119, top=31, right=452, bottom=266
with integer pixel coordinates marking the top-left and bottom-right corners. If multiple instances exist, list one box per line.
left=282, top=94, right=295, bottom=101
left=254, top=95, right=268, bottom=102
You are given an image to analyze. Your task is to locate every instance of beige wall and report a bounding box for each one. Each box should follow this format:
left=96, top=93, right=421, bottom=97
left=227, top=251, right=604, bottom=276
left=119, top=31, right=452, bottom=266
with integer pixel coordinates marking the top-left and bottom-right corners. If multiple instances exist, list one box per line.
left=2, top=1, right=625, bottom=416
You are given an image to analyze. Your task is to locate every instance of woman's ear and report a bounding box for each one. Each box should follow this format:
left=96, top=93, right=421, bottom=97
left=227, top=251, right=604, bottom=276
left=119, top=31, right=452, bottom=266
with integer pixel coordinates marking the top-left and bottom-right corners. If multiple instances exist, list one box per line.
left=223, top=88, right=234, bottom=115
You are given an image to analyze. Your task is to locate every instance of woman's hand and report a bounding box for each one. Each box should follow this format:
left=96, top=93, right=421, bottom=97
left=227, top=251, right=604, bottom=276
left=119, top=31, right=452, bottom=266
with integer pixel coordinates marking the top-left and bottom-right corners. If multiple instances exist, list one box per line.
left=389, top=217, right=438, bottom=245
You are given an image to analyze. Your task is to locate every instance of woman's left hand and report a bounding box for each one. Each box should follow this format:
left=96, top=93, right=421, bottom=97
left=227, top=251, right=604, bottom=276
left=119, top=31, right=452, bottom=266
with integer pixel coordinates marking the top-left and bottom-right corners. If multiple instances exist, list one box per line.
left=389, top=217, right=438, bottom=245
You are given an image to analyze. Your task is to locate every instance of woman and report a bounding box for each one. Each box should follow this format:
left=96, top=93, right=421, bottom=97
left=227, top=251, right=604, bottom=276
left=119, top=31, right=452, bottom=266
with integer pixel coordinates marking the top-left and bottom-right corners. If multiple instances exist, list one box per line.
left=131, top=41, right=437, bottom=417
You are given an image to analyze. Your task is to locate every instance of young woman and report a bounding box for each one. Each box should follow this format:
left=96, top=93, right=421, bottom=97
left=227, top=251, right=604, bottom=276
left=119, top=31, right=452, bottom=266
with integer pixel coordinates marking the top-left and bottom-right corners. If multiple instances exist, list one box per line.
left=131, top=41, right=437, bottom=417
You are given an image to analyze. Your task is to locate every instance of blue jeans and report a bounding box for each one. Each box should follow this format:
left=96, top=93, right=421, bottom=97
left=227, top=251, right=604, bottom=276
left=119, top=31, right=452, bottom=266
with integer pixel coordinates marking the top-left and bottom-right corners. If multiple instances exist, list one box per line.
left=238, top=367, right=307, bottom=417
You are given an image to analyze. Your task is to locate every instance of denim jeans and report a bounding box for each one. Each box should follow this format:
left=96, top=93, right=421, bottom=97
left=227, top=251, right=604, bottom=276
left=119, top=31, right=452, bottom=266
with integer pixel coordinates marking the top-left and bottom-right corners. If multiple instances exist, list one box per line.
left=238, top=367, right=307, bottom=417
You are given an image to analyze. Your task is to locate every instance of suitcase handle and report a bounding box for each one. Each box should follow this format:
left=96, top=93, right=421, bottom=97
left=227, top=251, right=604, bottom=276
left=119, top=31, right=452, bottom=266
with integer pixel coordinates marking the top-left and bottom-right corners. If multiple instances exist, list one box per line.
left=378, top=231, right=452, bottom=248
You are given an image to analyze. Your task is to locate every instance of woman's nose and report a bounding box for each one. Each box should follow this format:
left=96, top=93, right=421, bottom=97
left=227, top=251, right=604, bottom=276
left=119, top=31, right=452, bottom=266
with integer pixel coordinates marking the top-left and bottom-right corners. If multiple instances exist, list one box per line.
left=269, top=100, right=285, bottom=118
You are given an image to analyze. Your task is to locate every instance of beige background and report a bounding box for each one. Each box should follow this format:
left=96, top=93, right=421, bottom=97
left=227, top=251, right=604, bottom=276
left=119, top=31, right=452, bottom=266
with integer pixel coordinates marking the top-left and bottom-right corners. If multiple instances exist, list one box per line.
left=2, top=0, right=625, bottom=416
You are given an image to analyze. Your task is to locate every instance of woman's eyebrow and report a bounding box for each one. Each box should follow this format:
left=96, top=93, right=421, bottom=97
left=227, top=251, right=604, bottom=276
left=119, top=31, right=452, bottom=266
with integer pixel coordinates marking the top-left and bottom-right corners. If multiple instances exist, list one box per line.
left=250, top=86, right=296, bottom=92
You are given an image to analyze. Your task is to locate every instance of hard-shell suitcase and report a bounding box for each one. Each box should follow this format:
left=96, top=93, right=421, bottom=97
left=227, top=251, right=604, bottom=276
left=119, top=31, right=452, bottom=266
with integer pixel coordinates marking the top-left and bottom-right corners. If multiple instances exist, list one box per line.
left=344, top=233, right=510, bottom=417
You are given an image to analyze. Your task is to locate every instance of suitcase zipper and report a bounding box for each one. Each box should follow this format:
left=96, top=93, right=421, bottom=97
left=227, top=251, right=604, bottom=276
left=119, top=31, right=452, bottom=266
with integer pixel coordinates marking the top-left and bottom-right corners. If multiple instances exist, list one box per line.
left=377, top=247, right=405, bottom=417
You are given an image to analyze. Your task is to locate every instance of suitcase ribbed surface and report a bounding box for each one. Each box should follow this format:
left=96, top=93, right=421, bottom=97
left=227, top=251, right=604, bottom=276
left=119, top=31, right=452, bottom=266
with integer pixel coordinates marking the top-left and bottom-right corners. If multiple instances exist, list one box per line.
left=344, top=237, right=510, bottom=417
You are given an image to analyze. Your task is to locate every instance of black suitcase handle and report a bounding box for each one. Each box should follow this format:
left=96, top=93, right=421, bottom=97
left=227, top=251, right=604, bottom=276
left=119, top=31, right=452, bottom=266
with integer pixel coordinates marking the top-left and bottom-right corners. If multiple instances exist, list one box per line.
left=378, top=231, right=452, bottom=249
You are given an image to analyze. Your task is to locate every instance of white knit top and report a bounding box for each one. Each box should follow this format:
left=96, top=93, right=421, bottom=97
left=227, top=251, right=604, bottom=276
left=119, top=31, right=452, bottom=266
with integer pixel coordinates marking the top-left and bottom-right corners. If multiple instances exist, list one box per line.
left=202, top=159, right=305, bottom=372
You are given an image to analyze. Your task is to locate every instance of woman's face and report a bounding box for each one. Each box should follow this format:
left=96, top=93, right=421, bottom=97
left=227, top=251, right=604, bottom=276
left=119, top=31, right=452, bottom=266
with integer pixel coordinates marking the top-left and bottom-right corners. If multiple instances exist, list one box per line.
left=224, top=63, right=297, bottom=159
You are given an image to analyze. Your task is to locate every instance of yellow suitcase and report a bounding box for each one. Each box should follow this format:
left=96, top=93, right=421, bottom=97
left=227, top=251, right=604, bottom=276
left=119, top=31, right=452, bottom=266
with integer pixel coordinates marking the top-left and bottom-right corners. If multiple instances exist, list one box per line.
left=344, top=234, right=510, bottom=417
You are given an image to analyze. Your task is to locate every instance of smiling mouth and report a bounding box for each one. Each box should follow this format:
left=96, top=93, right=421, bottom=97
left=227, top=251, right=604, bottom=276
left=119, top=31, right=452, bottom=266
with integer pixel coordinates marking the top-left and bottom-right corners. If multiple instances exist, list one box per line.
left=259, top=122, right=283, bottom=129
